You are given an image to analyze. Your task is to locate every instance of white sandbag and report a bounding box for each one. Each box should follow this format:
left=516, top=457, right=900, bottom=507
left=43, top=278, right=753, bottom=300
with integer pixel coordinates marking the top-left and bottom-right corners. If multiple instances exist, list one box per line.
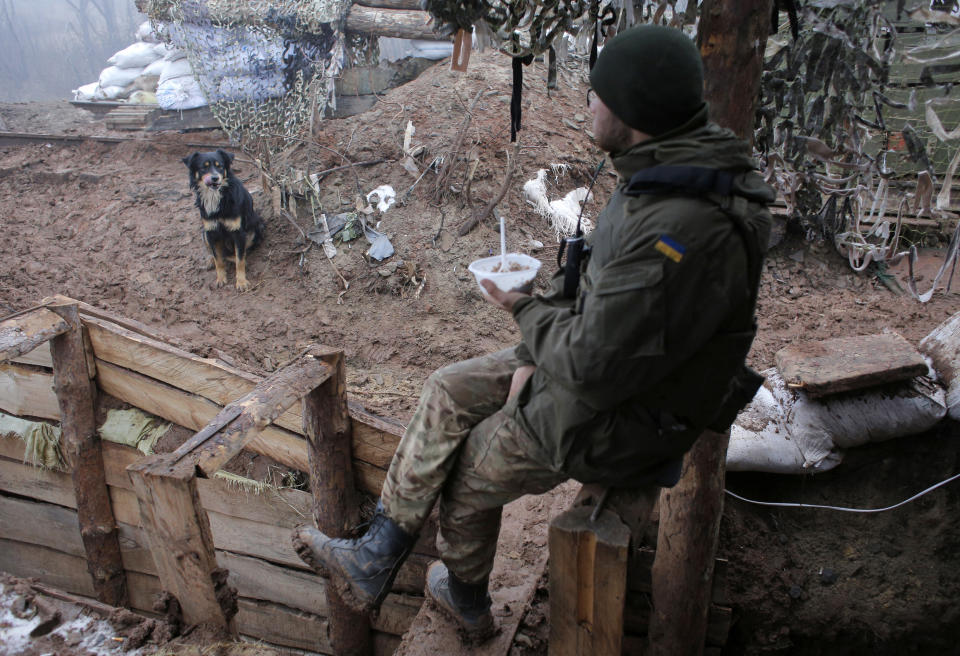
left=142, top=58, right=167, bottom=77
left=99, top=65, right=144, bottom=89
left=108, top=42, right=159, bottom=69
left=919, top=311, right=960, bottom=420
left=726, top=385, right=828, bottom=474
left=156, top=76, right=207, bottom=110
left=379, top=37, right=454, bottom=62
left=72, top=82, right=100, bottom=101
left=767, top=367, right=946, bottom=467
left=136, top=20, right=158, bottom=42
left=152, top=42, right=172, bottom=59
left=158, top=58, right=194, bottom=85
left=99, top=85, right=126, bottom=100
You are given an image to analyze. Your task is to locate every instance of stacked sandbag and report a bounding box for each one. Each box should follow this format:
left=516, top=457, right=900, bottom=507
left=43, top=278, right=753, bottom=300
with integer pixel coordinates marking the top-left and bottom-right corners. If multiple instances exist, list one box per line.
left=726, top=367, right=948, bottom=474
left=72, top=20, right=174, bottom=105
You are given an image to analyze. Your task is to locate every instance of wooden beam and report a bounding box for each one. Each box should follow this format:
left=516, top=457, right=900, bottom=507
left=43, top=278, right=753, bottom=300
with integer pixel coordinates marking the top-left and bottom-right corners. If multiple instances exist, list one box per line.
left=48, top=301, right=127, bottom=607
left=0, top=306, right=68, bottom=364
left=648, top=431, right=732, bottom=655
left=548, top=506, right=631, bottom=656
left=345, top=5, right=439, bottom=39
left=303, top=347, right=373, bottom=655
left=171, top=352, right=331, bottom=476
left=355, top=0, right=423, bottom=9
left=128, top=454, right=235, bottom=632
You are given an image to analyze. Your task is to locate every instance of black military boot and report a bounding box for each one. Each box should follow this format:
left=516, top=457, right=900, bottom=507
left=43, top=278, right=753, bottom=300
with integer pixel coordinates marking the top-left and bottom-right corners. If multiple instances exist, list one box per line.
left=292, top=505, right=416, bottom=613
left=425, top=561, right=496, bottom=642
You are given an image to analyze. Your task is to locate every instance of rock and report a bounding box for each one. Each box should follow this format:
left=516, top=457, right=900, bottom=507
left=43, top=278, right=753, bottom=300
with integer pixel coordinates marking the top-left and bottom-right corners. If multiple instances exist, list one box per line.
left=819, top=567, right=838, bottom=585
left=788, top=584, right=804, bottom=599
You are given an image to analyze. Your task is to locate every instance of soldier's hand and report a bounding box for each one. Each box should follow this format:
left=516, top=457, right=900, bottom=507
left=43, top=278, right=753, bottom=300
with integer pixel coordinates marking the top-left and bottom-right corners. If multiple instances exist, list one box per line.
left=480, top=279, right=528, bottom=312
left=508, top=365, right=536, bottom=400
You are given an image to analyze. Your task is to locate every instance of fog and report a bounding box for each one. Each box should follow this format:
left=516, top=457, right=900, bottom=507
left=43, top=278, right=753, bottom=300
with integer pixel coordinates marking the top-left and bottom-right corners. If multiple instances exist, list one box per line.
left=0, top=0, right=143, bottom=102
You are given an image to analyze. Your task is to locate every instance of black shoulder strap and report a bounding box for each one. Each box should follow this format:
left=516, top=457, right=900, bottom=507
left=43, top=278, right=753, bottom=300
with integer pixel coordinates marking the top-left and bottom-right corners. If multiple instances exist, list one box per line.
left=623, top=165, right=736, bottom=198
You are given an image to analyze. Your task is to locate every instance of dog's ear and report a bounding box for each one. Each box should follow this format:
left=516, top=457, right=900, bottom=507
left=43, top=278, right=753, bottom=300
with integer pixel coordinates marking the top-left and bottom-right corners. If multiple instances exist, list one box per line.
left=217, top=149, right=235, bottom=169
left=182, top=152, right=199, bottom=169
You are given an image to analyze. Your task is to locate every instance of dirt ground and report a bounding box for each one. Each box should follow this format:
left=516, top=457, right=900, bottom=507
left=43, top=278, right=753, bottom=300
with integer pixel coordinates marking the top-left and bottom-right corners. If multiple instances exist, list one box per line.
left=2, top=50, right=960, bottom=655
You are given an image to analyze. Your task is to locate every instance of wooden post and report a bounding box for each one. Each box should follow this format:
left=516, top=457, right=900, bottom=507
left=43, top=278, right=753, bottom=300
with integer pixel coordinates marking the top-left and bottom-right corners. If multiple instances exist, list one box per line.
left=302, top=347, right=373, bottom=656
left=548, top=505, right=631, bottom=656
left=648, top=431, right=730, bottom=655
left=647, top=4, right=771, bottom=654
left=128, top=454, right=235, bottom=632
left=47, top=300, right=128, bottom=607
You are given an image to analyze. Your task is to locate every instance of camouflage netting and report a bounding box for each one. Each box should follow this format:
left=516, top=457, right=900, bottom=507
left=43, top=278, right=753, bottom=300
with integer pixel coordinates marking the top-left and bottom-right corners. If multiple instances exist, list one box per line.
left=139, top=0, right=352, bottom=187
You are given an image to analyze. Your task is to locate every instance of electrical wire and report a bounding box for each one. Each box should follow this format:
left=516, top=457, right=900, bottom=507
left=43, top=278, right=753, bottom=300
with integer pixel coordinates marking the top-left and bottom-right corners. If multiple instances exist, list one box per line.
left=725, top=470, right=960, bottom=513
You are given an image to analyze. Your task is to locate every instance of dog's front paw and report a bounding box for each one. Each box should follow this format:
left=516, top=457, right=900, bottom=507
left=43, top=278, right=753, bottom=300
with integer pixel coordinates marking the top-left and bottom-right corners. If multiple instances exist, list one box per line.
left=235, top=276, right=250, bottom=292
left=215, top=271, right=228, bottom=287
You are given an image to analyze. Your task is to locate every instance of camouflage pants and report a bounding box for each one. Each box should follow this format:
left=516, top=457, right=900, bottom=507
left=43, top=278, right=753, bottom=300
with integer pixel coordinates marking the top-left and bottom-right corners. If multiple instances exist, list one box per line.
left=380, top=348, right=567, bottom=584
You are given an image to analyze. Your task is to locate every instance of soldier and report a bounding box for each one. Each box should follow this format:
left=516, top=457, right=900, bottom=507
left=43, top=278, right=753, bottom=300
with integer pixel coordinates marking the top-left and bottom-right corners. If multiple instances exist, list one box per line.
left=293, top=24, right=774, bottom=642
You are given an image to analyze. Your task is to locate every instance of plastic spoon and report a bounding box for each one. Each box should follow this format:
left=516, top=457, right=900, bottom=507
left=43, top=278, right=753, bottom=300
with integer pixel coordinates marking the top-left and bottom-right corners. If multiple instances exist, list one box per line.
left=500, top=216, right=507, bottom=272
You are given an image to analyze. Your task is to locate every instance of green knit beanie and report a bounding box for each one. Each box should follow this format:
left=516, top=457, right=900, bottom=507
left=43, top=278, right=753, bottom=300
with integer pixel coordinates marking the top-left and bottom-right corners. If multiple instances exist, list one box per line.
left=589, top=25, right=706, bottom=136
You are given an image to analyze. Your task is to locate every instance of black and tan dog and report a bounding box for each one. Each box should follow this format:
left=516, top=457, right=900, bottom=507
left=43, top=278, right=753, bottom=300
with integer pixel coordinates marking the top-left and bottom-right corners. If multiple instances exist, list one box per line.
left=183, top=149, right=264, bottom=291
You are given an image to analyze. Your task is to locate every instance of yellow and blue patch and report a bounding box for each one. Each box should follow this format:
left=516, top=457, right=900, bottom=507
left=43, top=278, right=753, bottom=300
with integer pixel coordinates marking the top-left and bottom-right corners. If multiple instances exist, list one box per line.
left=654, top=235, right=686, bottom=263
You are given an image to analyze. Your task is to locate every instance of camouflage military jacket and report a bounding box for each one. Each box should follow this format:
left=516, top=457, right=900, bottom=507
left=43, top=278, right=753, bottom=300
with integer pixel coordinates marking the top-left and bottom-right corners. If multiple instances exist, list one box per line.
left=508, top=117, right=775, bottom=485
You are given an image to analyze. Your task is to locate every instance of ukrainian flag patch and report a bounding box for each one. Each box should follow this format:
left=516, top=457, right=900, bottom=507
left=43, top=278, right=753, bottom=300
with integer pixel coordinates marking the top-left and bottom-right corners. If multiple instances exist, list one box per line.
left=655, top=235, right=686, bottom=263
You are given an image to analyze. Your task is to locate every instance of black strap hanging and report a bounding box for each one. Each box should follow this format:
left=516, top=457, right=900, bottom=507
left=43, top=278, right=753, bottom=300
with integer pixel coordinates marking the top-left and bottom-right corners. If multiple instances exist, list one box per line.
left=510, top=53, right=533, bottom=142
left=589, top=0, right=599, bottom=70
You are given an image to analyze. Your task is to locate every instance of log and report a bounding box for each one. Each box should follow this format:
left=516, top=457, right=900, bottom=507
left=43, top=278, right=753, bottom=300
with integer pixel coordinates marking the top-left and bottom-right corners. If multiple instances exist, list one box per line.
left=128, top=454, right=235, bottom=632
left=48, top=301, right=127, bottom=607
left=355, top=0, right=423, bottom=9
left=648, top=431, right=732, bottom=655
left=697, top=0, right=772, bottom=145
left=170, top=351, right=331, bottom=476
left=345, top=5, right=439, bottom=40
left=303, top=347, right=373, bottom=655
left=10, top=339, right=51, bottom=367
left=548, top=505, right=631, bottom=656
left=0, top=307, right=68, bottom=363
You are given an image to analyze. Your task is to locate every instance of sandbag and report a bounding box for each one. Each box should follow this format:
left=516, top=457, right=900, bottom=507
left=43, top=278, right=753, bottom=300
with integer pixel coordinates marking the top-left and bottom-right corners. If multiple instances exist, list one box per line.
left=99, top=85, right=126, bottom=100
left=158, top=58, right=194, bottom=85
left=727, top=367, right=946, bottom=473
left=72, top=82, right=100, bottom=101
left=99, top=65, right=144, bottom=89
left=108, top=42, right=160, bottom=69
left=136, top=20, right=158, bottom=43
left=726, top=385, right=824, bottom=474
left=216, top=73, right=286, bottom=102
left=142, top=58, right=167, bottom=77
left=919, top=311, right=960, bottom=421
left=157, top=75, right=206, bottom=110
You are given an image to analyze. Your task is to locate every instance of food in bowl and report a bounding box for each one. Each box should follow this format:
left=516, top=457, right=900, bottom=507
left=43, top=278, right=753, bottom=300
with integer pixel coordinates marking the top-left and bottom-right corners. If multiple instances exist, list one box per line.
left=468, top=253, right=542, bottom=295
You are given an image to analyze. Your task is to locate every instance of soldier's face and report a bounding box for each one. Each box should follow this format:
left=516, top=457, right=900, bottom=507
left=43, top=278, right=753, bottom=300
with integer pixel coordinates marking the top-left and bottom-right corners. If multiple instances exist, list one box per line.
left=589, top=93, right=641, bottom=154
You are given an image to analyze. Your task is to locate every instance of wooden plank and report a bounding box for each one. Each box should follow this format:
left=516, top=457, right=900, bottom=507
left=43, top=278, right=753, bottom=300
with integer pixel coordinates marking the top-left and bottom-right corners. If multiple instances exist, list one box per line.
left=172, top=352, right=331, bottom=476
left=128, top=455, right=232, bottom=631
left=11, top=339, right=52, bottom=367
left=0, top=493, right=156, bottom=576
left=0, top=307, right=68, bottom=364
left=775, top=332, right=929, bottom=397
left=83, top=314, right=402, bottom=469
left=345, top=5, right=438, bottom=39
left=549, top=506, right=630, bottom=656
left=0, top=362, right=58, bottom=419
left=0, top=455, right=76, bottom=507
left=235, top=598, right=331, bottom=653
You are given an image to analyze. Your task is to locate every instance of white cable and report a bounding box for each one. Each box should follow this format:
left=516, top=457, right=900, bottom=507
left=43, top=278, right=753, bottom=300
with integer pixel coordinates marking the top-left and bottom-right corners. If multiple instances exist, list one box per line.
left=725, top=471, right=960, bottom=513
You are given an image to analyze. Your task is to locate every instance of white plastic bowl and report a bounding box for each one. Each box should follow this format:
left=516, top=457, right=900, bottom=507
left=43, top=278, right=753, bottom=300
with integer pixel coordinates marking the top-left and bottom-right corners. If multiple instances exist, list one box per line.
left=468, top=253, right=542, bottom=294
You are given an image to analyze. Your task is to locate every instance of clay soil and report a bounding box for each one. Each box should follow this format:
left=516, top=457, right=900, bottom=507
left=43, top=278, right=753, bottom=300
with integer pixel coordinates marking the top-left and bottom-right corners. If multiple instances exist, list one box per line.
left=2, top=51, right=960, bottom=655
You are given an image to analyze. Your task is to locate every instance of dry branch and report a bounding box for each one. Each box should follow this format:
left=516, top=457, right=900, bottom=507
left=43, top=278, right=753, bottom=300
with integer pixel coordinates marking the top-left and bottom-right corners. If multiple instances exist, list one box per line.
left=433, top=89, right=484, bottom=204
left=459, top=140, right=520, bottom=237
